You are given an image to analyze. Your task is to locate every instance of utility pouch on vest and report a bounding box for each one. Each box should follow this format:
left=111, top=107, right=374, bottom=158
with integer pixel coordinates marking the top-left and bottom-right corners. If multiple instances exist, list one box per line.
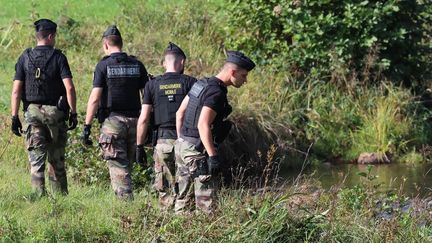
left=56, top=96, right=69, bottom=118
left=97, top=108, right=110, bottom=124
left=22, top=100, right=30, bottom=112
left=151, top=129, right=158, bottom=146
left=196, top=157, right=208, bottom=176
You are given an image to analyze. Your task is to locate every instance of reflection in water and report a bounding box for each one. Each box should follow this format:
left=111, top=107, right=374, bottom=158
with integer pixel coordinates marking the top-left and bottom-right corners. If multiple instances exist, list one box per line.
left=282, top=163, right=432, bottom=197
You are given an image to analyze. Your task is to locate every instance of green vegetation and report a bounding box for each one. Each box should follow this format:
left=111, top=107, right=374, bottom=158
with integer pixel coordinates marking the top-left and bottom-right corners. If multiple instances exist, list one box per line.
left=1, top=0, right=432, bottom=241
left=1, top=150, right=431, bottom=242
left=227, top=0, right=432, bottom=164
left=227, top=0, right=432, bottom=85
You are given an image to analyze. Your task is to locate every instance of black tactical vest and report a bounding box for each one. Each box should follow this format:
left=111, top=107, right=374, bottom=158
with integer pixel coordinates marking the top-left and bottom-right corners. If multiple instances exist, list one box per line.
left=182, top=78, right=230, bottom=138
left=104, top=54, right=143, bottom=116
left=23, top=48, right=65, bottom=105
left=153, top=74, right=190, bottom=128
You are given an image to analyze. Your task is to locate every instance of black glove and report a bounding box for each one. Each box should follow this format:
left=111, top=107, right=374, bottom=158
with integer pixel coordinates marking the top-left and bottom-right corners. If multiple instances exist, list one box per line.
left=68, top=112, right=78, bottom=130
left=82, top=124, right=92, bottom=145
left=136, top=144, right=148, bottom=168
left=208, top=155, right=221, bottom=176
left=11, top=116, right=23, bottom=137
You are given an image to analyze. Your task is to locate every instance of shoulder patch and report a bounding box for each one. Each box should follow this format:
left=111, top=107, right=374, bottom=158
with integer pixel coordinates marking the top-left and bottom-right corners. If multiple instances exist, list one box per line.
left=188, top=79, right=208, bottom=98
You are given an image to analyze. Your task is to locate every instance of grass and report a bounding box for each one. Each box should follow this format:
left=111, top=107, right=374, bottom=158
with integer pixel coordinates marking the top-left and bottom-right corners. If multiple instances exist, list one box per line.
left=0, top=0, right=193, bottom=26
left=2, top=159, right=431, bottom=242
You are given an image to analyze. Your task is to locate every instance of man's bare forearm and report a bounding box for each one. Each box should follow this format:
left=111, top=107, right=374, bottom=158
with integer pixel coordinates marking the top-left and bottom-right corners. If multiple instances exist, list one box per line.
left=11, top=81, right=23, bottom=116
left=136, top=105, right=152, bottom=145
left=84, top=88, right=103, bottom=125
left=63, top=78, right=77, bottom=113
left=198, top=122, right=217, bottom=156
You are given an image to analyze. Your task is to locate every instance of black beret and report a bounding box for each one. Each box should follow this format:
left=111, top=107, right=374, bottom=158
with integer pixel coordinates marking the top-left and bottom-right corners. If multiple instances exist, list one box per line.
left=102, top=25, right=121, bottom=38
left=164, top=42, right=186, bottom=59
left=34, top=19, right=57, bottom=32
left=226, top=51, right=256, bottom=71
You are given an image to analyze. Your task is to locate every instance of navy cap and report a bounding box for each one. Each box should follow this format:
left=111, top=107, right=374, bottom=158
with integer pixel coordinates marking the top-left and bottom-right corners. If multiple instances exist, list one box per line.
left=226, top=51, right=255, bottom=71
left=164, top=42, right=186, bottom=59
left=34, top=19, right=57, bottom=32
left=102, top=25, right=121, bottom=38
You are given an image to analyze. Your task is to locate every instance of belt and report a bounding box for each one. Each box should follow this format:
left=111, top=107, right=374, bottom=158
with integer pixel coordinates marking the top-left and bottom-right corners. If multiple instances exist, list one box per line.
left=109, top=111, right=140, bottom=118
left=30, top=100, right=57, bottom=106
left=157, top=128, right=177, bottom=139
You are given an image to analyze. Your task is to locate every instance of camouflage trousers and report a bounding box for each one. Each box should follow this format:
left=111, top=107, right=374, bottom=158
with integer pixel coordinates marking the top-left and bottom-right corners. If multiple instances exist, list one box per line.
left=99, top=115, right=137, bottom=200
left=153, top=138, right=176, bottom=209
left=24, top=104, right=68, bottom=195
left=174, top=138, right=218, bottom=214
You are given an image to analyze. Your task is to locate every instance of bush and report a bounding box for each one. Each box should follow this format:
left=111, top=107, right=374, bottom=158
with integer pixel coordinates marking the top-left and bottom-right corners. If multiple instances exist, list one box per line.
left=226, top=0, right=432, bottom=86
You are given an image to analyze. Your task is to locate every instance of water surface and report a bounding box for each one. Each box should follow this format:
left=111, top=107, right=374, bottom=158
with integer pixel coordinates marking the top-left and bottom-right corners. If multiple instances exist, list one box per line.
left=283, top=163, right=432, bottom=197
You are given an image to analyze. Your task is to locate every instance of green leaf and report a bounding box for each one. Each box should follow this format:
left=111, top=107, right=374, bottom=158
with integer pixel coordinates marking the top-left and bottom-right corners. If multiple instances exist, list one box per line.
left=364, top=36, right=377, bottom=47
left=360, top=1, right=369, bottom=6
left=356, top=172, right=367, bottom=177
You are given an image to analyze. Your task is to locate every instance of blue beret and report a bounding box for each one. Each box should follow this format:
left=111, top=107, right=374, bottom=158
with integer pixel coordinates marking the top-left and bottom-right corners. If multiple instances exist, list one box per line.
left=34, top=19, right=57, bottom=32
left=164, top=42, right=186, bottom=59
left=226, top=51, right=255, bottom=71
left=102, top=25, right=121, bottom=38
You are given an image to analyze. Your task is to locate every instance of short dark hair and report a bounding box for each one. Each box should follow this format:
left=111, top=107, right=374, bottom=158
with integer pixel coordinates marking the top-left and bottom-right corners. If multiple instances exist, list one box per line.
left=104, top=35, right=123, bottom=48
left=165, top=52, right=185, bottom=60
left=35, top=30, right=55, bottom=40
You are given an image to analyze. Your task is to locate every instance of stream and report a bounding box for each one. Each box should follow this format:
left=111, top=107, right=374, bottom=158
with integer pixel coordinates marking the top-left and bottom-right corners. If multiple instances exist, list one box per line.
left=283, top=163, right=432, bottom=196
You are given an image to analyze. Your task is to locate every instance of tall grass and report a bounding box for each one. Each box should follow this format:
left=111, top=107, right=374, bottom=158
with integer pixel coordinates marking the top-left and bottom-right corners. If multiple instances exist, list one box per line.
left=349, top=84, right=413, bottom=161
left=2, top=169, right=431, bottom=242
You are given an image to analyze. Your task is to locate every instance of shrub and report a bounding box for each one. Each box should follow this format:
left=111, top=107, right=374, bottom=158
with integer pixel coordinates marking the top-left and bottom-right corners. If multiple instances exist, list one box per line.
left=226, top=0, right=432, bottom=86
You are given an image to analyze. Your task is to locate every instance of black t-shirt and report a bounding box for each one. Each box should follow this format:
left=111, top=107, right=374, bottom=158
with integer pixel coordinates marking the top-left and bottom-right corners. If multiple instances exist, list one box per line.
left=92, top=52, right=147, bottom=89
left=14, top=45, right=73, bottom=81
left=180, top=76, right=229, bottom=139
left=142, top=72, right=197, bottom=105
left=198, top=76, right=228, bottom=115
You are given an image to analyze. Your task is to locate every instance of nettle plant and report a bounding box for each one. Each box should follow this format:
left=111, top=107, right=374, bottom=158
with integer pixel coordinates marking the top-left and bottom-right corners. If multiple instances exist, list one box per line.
left=227, top=0, right=431, bottom=86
